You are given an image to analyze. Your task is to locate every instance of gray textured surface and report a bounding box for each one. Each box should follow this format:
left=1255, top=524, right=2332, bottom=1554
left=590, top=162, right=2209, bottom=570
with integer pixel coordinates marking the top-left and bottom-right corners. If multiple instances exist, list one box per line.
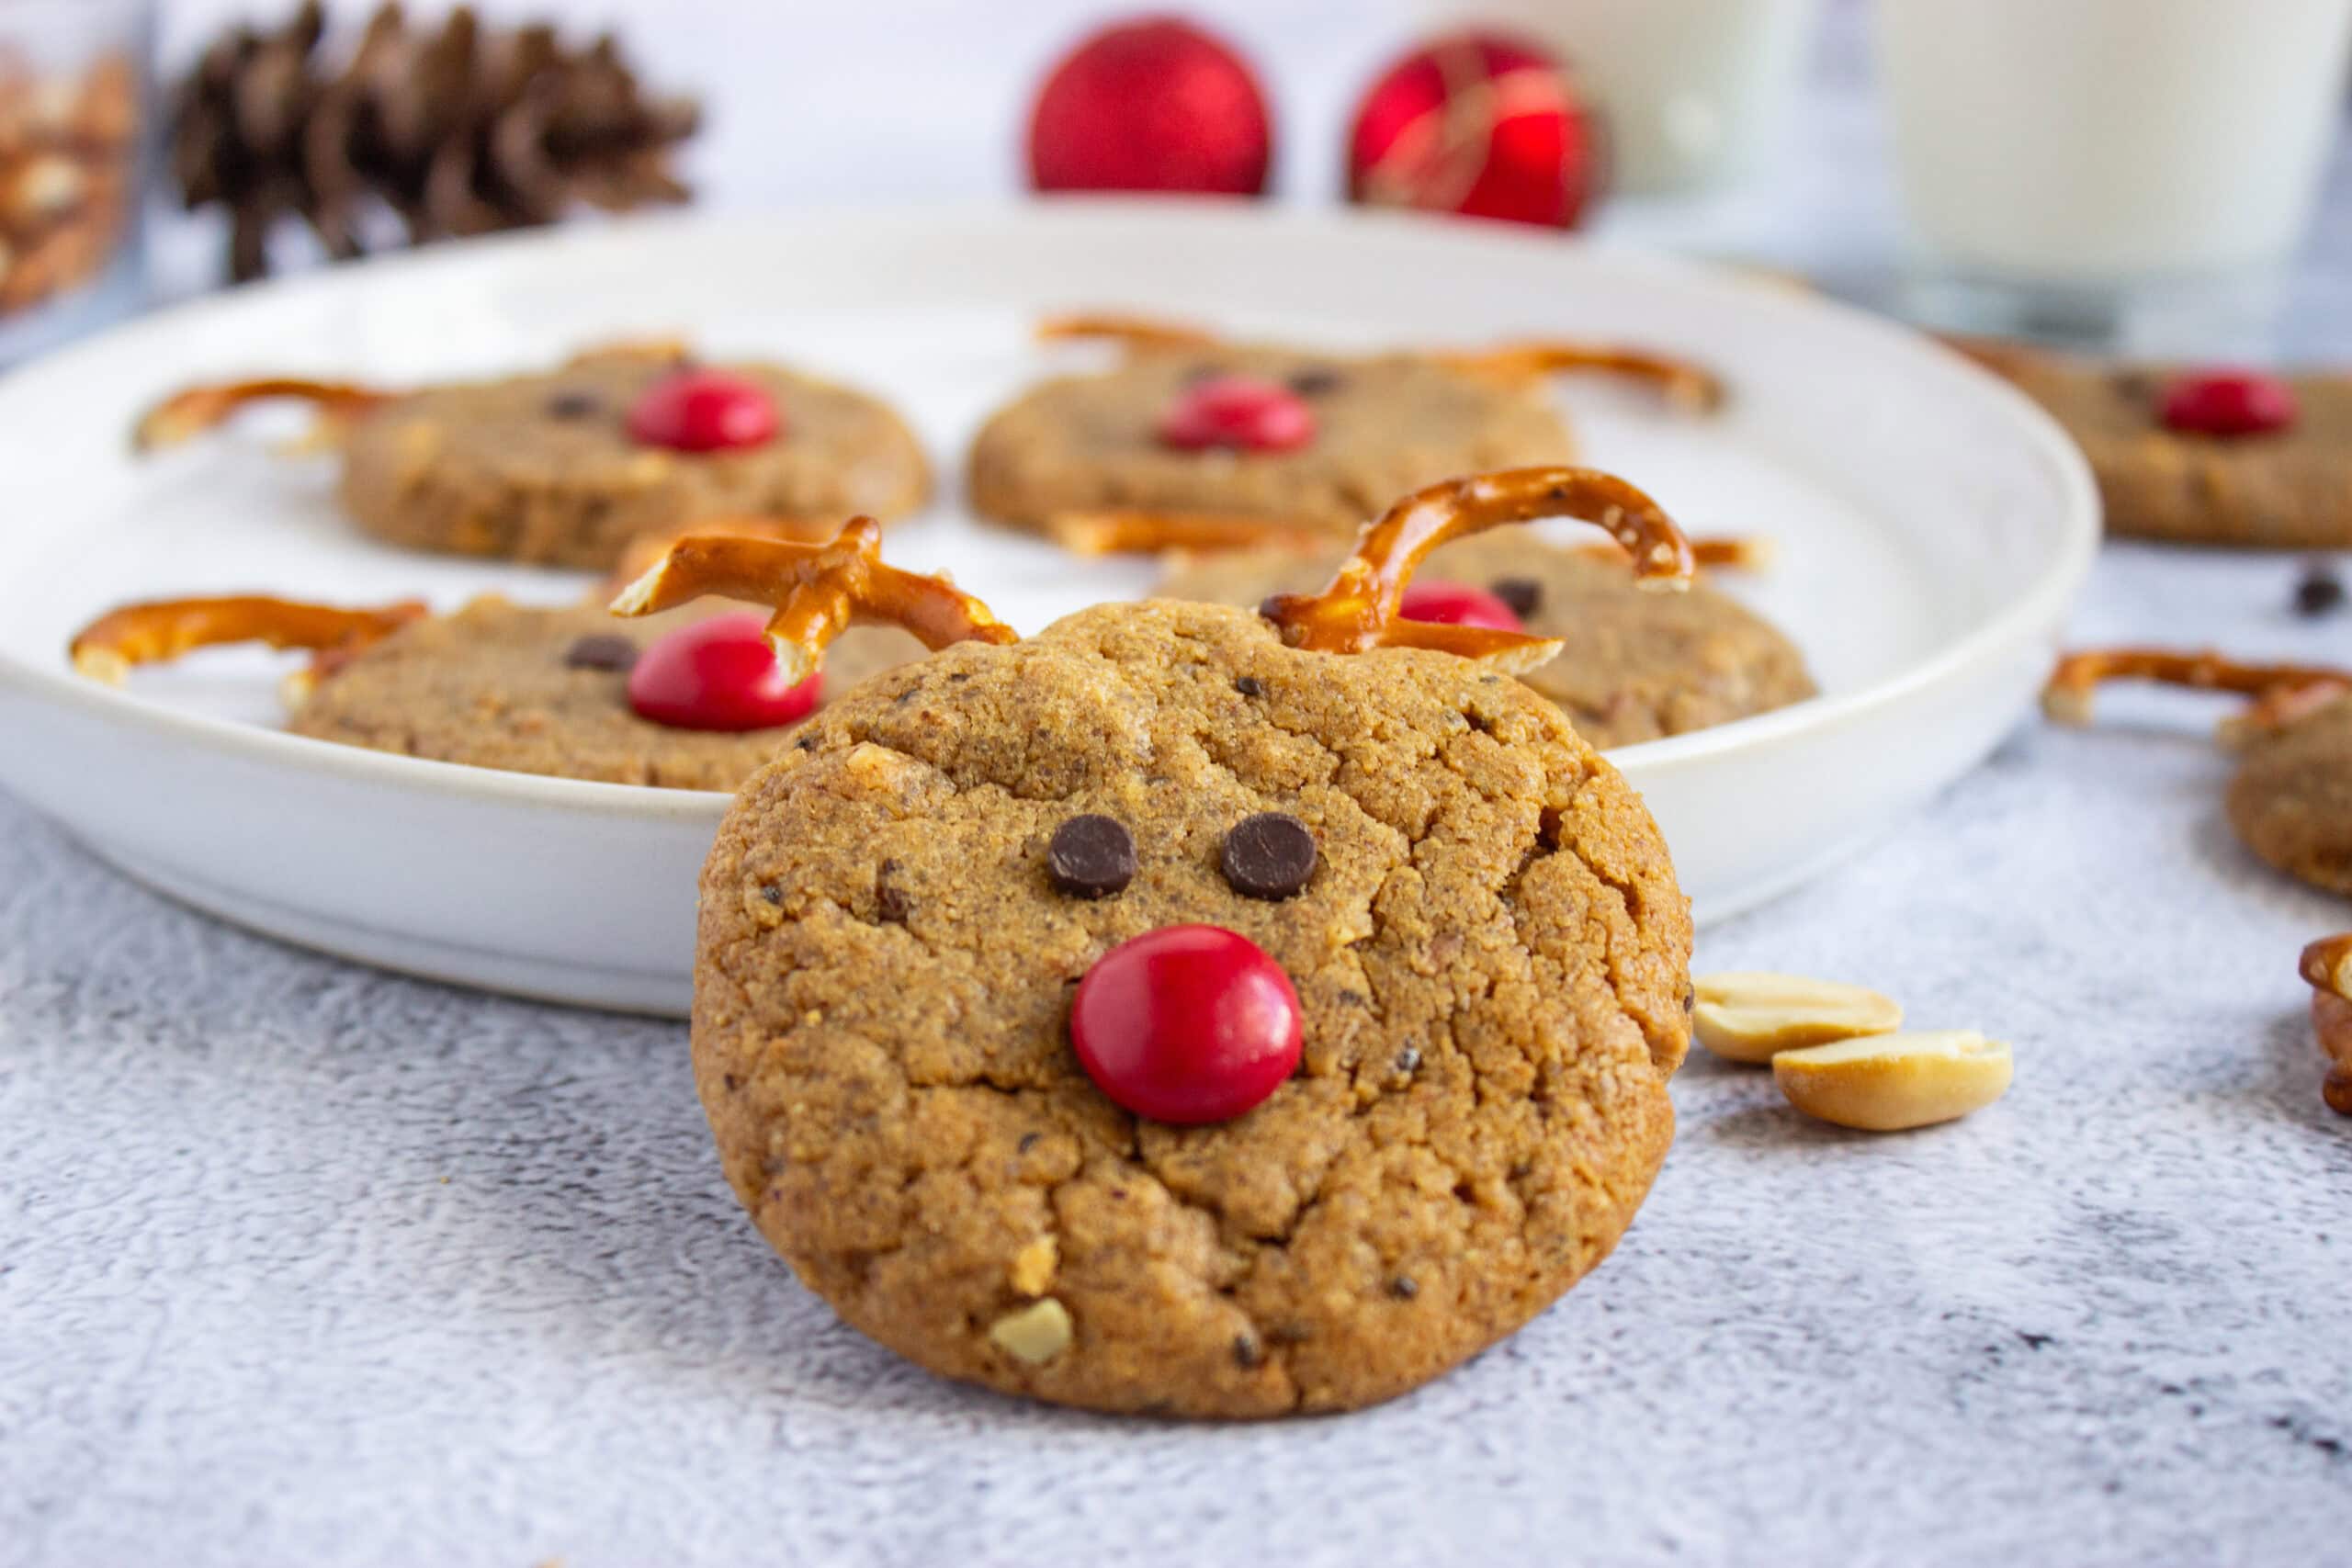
left=13, top=3, right=2352, bottom=1558
left=5, top=541, right=2349, bottom=1568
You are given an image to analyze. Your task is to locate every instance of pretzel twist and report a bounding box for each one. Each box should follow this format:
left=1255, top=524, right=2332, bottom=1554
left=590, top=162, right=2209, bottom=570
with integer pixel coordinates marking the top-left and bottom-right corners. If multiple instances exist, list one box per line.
left=2041, top=647, right=2352, bottom=733
left=131, top=378, right=398, bottom=453
left=1258, top=468, right=1695, bottom=673
left=69, top=594, right=427, bottom=691
left=2300, top=933, right=2352, bottom=1116
left=609, top=516, right=1017, bottom=684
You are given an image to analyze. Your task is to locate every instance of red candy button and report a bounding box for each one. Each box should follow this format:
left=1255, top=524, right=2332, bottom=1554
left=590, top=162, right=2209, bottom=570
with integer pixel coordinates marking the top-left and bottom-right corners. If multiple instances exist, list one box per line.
left=1157, top=374, right=1316, bottom=452
left=2156, top=369, right=2298, bottom=438
left=1399, top=579, right=1527, bottom=632
left=627, top=611, right=821, bottom=730
left=1069, top=924, right=1302, bottom=1124
left=625, top=369, right=783, bottom=452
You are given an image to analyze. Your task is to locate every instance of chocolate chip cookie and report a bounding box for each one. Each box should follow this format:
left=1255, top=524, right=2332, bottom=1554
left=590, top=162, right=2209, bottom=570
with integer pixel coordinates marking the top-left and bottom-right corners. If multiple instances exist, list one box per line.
left=1159, top=532, right=1816, bottom=747
left=2045, top=647, right=2352, bottom=897
left=967, top=315, right=1719, bottom=539
left=622, top=471, right=1698, bottom=1416
left=71, top=578, right=919, bottom=791
left=134, top=344, right=932, bottom=570
left=1957, top=337, right=2352, bottom=548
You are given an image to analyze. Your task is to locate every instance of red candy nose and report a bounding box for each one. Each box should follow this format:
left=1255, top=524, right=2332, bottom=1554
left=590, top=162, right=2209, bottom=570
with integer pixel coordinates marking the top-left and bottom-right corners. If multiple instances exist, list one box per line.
left=1399, top=579, right=1527, bottom=632
left=1069, top=924, right=1302, bottom=1124
left=2156, top=369, right=2297, bottom=438
left=1157, top=374, right=1317, bottom=452
left=627, top=611, right=822, bottom=731
left=626, top=369, right=784, bottom=452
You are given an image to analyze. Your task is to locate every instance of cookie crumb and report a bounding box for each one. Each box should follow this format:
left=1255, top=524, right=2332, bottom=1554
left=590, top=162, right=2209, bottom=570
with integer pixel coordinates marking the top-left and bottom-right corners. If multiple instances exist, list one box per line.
left=2293, top=560, right=2345, bottom=618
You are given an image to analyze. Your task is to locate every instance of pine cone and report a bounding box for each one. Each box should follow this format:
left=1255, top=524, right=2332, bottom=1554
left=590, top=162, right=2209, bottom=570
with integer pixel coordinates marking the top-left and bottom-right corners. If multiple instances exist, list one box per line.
left=172, top=2, right=698, bottom=281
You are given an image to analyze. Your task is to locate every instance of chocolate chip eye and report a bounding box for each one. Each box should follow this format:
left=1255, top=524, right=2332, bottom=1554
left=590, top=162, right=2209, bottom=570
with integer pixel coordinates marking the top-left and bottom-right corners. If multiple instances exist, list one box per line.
left=562, top=633, right=639, bottom=671
left=1488, top=576, right=1542, bottom=618
left=1287, top=367, right=1343, bottom=397
left=1221, top=812, right=1317, bottom=900
left=1048, top=814, right=1136, bottom=898
left=545, top=389, right=605, bottom=420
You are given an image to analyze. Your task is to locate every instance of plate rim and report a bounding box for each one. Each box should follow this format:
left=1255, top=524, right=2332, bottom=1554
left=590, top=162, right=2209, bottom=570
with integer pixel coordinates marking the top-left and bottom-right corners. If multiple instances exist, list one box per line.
left=0, top=198, right=2100, bottom=817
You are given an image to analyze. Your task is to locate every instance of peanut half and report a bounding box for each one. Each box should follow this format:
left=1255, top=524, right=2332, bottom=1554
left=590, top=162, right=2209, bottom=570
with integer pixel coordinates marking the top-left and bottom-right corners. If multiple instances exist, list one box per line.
left=1691, top=971, right=1904, bottom=1064
left=1773, top=1030, right=2014, bottom=1132
left=988, top=1298, right=1073, bottom=1365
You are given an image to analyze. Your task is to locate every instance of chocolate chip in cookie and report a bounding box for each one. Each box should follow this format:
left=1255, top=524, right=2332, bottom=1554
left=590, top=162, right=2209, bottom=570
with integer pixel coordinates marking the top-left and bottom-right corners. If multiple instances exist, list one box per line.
left=1220, top=812, right=1317, bottom=900
left=562, top=633, right=640, bottom=672
left=1047, top=815, right=1137, bottom=898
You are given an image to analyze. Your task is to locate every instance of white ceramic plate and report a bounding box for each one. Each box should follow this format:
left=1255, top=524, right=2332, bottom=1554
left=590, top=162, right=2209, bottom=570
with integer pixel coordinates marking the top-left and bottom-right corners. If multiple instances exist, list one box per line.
left=0, top=204, right=2096, bottom=1013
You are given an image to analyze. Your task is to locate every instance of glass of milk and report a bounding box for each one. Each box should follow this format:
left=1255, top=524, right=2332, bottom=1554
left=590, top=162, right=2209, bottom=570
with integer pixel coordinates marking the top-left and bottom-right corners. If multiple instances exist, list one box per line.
left=1876, top=0, right=2352, bottom=344
left=1426, top=0, right=1829, bottom=193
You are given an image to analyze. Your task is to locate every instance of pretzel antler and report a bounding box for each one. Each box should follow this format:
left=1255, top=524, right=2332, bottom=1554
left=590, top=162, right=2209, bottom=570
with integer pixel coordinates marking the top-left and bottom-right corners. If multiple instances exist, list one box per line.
left=1430, top=343, right=1725, bottom=412
left=1035, top=316, right=1724, bottom=410
left=609, top=516, right=1017, bottom=684
left=1044, top=510, right=1332, bottom=558
left=132, top=378, right=397, bottom=453
left=69, top=594, right=427, bottom=695
left=601, top=515, right=840, bottom=597
left=2299, top=933, right=2352, bottom=1116
left=1036, top=312, right=1220, bottom=351
left=1046, top=505, right=1769, bottom=571
left=1259, top=468, right=1695, bottom=673
left=2041, top=648, right=2352, bottom=732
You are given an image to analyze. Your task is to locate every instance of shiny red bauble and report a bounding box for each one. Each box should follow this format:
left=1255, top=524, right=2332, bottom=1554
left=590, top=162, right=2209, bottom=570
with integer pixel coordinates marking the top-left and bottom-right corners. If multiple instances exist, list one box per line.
left=627, top=611, right=821, bottom=731
left=1346, top=31, right=1600, bottom=230
left=1399, top=579, right=1527, bottom=632
left=1069, top=924, right=1302, bottom=1124
left=1157, top=374, right=1316, bottom=452
left=1027, top=17, right=1272, bottom=196
left=2157, top=370, right=2298, bottom=438
left=626, top=370, right=783, bottom=453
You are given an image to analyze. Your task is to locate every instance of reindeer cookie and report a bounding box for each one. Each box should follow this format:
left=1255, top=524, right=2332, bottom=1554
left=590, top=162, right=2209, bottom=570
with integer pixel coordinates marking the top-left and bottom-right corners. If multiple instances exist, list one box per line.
left=2044, top=648, right=2352, bottom=897
left=1155, top=528, right=1811, bottom=749
left=133, top=342, right=931, bottom=570
left=613, top=468, right=1698, bottom=1416
left=967, top=312, right=1720, bottom=539
left=68, top=520, right=930, bottom=790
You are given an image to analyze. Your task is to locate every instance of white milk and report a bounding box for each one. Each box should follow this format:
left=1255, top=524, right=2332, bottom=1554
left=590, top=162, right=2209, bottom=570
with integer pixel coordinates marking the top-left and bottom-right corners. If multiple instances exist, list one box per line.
left=1876, top=0, right=2352, bottom=283
left=1432, top=0, right=1827, bottom=192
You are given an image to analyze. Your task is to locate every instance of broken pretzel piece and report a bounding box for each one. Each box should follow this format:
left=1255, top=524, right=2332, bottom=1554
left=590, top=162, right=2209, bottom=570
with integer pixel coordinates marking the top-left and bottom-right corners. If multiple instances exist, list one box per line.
left=2298, top=933, right=2352, bottom=1117
left=1428, top=341, right=1724, bottom=412
left=131, top=378, right=396, bottom=454
left=610, top=515, right=1017, bottom=685
left=1259, top=467, right=1695, bottom=673
left=1036, top=311, right=1723, bottom=409
left=2041, top=647, right=2352, bottom=733
left=1045, top=503, right=1769, bottom=571
left=69, top=593, right=427, bottom=696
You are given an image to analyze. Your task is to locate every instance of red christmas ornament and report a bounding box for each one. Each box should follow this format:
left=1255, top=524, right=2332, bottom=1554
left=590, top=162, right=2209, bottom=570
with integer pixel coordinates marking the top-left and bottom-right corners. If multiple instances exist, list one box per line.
left=1027, top=17, right=1272, bottom=196
left=628, top=611, right=822, bottom=731
left=627, top=370, right=782, bottom=453
left=1346, top=31, right=1600, bottom=230
left=2157, top=369, right=2298, bottom=438
left=1157, top=373, right=1316, bottom=452
left=1069, top=924, right=1302, bottom=1124
left=1399, top=579, right=1526, bottom=632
